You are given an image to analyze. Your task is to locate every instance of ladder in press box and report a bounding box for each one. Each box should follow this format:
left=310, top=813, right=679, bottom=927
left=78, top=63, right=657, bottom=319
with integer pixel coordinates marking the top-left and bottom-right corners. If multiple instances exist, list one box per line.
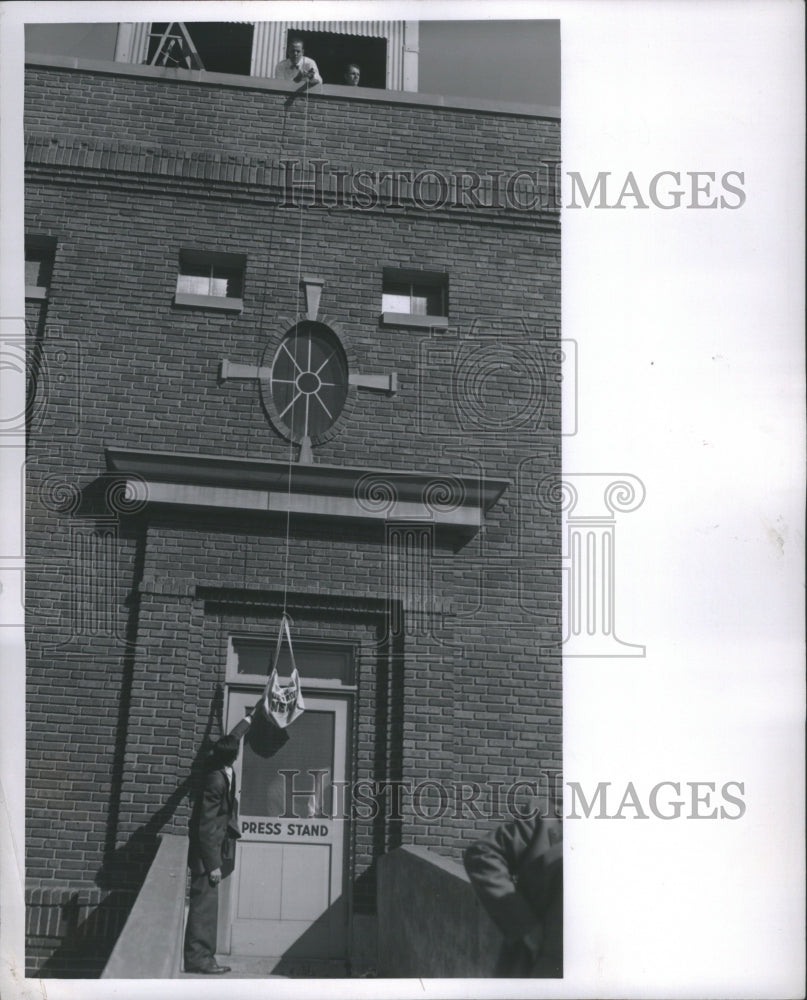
left=147, top=23, right=205, bottom=71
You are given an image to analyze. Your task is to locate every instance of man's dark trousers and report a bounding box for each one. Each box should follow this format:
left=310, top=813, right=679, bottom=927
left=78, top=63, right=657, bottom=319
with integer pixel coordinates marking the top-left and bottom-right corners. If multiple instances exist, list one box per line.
left=183, top=760, right=242, bottom=971
left=184, top=872, right=220, bottom=970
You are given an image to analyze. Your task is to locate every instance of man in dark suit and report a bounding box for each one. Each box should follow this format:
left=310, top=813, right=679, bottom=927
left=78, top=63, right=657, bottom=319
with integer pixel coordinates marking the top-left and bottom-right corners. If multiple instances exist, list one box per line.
left=183, top=719, right=250, bottom=975
left=464, top=806, right=563, bottom=977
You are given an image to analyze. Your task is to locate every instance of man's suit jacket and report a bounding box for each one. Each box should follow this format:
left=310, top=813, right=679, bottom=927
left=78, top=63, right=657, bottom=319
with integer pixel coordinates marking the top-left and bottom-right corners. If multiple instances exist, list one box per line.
left=187, top=768, right=242, bottom=877
left=464, top=815, right=563, bottom=977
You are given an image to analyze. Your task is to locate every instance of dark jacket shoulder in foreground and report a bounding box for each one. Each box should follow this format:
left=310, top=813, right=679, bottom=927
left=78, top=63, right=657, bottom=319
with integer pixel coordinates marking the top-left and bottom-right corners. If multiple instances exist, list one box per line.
left=464, top=815, right=562, bottom=977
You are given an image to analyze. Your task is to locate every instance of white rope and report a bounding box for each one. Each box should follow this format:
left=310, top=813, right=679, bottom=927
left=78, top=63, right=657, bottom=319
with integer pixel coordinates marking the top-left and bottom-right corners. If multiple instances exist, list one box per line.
left=280, top=82, right=311, bottom=632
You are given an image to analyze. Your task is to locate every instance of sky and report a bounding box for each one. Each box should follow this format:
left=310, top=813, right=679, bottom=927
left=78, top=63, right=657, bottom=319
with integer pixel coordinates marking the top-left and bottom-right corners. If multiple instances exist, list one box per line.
left=23, top=18, right=560, bottom=106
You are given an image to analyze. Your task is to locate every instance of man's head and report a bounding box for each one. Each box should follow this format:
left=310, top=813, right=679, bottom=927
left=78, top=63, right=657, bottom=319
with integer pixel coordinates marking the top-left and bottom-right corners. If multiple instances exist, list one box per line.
left=212, top=734, right=240, bottom=768
left=344, top=63, right=360, bottom=86
left=288, top=38, right=304, bottom=66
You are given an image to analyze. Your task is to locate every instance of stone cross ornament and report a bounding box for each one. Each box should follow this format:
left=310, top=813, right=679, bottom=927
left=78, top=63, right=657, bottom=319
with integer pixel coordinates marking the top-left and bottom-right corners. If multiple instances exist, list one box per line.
left=220, top=276, right=397, bottom=463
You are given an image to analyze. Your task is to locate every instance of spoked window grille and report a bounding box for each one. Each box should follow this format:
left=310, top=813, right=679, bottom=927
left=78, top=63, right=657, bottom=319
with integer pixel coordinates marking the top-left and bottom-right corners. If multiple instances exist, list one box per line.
left=269, top=322, right=349, bottom=443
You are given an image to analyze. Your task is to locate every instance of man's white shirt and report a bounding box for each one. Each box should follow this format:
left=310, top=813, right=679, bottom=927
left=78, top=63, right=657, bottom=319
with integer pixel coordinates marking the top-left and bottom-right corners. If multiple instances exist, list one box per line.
left=274, top=57, right=322, bottom=85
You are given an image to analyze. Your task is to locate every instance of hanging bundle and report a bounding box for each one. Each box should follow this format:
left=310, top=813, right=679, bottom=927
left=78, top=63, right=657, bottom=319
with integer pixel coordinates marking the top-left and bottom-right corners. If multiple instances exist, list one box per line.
left=257, top=613, right=305, bottom=729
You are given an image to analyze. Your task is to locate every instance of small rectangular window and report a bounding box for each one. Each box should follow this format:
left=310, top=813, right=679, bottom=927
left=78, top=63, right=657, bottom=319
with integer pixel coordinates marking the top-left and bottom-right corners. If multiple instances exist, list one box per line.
left=381, top=268, right=448, bottom=327
left=175, top=250, right=245, bottom=311
left=25, top=237, right=56, bottom=301
left=231, top=636, right=354, bottom=686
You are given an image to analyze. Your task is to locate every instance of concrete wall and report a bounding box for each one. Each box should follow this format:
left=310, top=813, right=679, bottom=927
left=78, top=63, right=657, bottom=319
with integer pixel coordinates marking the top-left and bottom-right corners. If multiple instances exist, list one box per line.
left=377, top=845, right=501, bottom=977
left=101, top=833, right=187, bottom=979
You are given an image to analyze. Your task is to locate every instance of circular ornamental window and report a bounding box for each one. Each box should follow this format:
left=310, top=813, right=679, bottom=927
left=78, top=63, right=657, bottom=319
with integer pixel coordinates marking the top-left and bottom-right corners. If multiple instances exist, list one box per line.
left=266, top=321, right=349, bottom=444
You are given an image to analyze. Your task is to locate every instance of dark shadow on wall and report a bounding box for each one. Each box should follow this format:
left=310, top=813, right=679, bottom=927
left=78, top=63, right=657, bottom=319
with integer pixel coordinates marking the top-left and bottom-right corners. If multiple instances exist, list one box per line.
left=266, top=895, right=351, bottom=977
left=30, top=890, right=137, bottom=978
left=25, top=302, right=49, bottom=450
left=35, top=688, right=225, bottom=978
left=34, top=786, right=187, bottom=977
left=100, top=683, right=225, bottom=889
left=101, top=518, right=147, bottom=865
left=356, top=617, right=405, bottom=917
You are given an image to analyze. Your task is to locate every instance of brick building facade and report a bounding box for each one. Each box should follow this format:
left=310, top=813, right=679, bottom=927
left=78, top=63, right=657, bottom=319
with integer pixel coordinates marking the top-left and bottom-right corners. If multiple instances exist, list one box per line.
left=24, top=44, right=561, bottom=977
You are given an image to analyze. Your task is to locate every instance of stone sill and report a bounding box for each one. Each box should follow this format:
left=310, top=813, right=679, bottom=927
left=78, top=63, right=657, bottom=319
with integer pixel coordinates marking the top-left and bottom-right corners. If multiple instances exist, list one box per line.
left=174, top=292, right=243, bottom=312
left=25, top=286, right=48, bottom=301
left=381, top=312, right=449, bottom=329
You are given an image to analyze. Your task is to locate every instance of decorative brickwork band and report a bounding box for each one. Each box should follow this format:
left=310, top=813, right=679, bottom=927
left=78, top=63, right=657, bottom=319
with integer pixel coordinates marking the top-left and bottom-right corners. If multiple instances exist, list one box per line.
left=538, top=473, right=646, bottom=657
left=24, top=136, right=559, bottom=227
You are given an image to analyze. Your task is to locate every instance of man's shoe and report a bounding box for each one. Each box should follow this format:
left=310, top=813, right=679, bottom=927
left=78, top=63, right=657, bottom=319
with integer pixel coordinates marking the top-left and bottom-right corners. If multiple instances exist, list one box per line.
left=186, top=962, right=231, bottom=975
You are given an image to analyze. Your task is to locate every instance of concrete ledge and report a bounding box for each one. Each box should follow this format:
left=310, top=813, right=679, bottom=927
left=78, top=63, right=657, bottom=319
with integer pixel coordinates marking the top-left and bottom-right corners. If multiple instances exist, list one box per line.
left=377, top=845, right=501, bottom=977
left=381, top=312, right=449, bottom=329
left=101, top=833, right=188, bottom=979
left=26, top=53, right=560, bottom=120
left=174, top=292, right=243, bottom=312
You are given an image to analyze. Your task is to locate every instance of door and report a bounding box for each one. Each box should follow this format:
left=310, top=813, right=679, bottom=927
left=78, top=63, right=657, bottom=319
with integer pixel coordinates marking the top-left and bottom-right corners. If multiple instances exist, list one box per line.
left=219, top=689, right=349, bottom=959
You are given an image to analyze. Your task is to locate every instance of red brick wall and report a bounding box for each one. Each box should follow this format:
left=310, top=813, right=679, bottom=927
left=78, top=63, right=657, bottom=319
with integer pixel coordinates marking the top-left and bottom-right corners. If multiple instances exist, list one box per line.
left=24, top=60, right=560, bottom=974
